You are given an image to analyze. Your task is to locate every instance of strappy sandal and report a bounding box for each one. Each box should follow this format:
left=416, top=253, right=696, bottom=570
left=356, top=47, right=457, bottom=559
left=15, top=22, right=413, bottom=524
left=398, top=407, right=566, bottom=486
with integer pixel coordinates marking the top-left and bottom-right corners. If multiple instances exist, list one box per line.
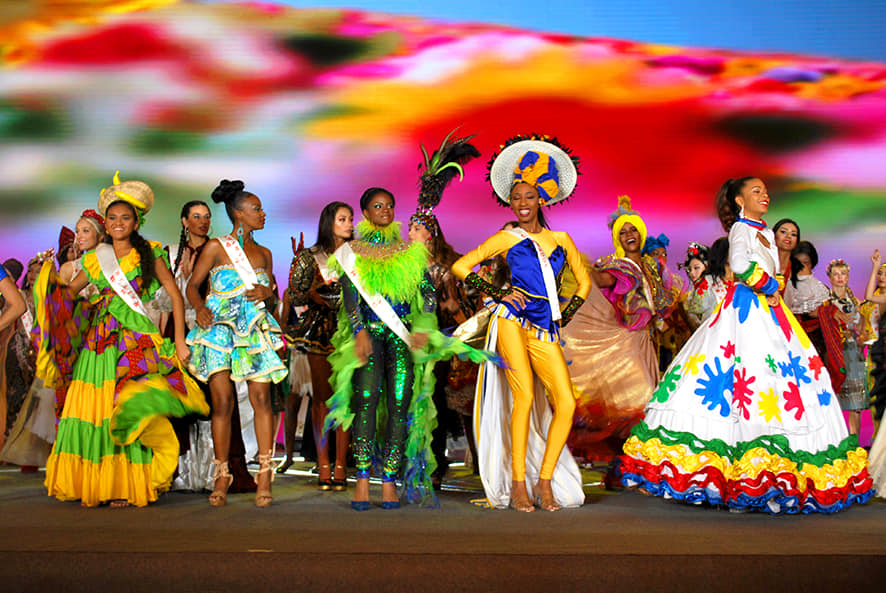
left=255, top=451, right=275, bottom=508
left=209, top=459, right=233, bottom=507
left=317, top=464, right=333, bottom=491
left=534, top=480, right=561, bottom=512
left=332, top=464, right=348, bottom=492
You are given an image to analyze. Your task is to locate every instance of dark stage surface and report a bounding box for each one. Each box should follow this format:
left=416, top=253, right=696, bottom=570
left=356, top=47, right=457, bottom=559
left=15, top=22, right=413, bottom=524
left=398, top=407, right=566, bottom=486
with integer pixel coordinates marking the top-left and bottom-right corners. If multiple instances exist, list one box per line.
left=1, top=464, right=884, bottom=592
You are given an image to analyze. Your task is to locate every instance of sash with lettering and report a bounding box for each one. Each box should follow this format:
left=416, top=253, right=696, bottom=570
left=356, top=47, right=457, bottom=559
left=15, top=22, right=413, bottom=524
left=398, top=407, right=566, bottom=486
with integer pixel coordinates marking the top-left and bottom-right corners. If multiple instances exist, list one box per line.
left=20, top=301, right=34, bottom=336
left=506, top=228, right=561, bottom=322
left=96, top=243, right=158, bottom=325
left=218, top=234, right=266, bottom=310
left=333, top=242, right=411, bottom=344
left=95, top=243, right=163, bottom=347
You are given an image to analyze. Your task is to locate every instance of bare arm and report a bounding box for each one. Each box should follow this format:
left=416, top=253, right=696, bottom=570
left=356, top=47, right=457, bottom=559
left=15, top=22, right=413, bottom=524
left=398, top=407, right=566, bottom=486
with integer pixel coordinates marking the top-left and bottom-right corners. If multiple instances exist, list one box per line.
left=188, top=239, right=219, bottom=328
left=155, top=256, right=186, bottom=344
left=865, top=250, right=886, bottom=303
left=591, top=268, right=616, bottom=289
left=0, top=276, right=26, bottom=332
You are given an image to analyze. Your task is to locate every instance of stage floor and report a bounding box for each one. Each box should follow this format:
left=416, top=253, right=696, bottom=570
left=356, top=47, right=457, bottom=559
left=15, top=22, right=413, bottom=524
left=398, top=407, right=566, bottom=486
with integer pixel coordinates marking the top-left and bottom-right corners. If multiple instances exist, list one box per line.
left=1, top=463, right=884, bottom=592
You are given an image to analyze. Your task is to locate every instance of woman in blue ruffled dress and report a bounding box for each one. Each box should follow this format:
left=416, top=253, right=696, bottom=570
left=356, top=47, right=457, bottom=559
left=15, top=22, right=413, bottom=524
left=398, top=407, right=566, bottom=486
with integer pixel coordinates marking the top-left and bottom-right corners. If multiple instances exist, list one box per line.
left=186, top=180, right=287, bottom=507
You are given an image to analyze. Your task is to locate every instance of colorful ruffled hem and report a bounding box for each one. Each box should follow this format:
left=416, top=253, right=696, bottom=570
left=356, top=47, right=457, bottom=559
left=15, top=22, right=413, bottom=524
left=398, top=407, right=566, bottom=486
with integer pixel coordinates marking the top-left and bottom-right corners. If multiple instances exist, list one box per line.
left=187, top=316, right=287, bottom=384
left=620, top=421, right=873, bottom=514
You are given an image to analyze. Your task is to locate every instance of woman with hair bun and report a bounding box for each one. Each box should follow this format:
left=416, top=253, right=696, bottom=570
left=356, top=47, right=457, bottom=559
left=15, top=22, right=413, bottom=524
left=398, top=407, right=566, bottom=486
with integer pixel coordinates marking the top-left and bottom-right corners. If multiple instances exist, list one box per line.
left=186, top=179, right=287, bottom=507
left=620, top=177, right=873, bottom=514
left=44, top=172, right=209, bottom=507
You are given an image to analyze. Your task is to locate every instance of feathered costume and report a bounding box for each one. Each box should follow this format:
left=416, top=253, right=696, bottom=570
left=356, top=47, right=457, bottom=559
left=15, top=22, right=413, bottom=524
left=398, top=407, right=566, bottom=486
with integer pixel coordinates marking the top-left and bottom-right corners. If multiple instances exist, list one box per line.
left=325, top=133, right=497, bottom=506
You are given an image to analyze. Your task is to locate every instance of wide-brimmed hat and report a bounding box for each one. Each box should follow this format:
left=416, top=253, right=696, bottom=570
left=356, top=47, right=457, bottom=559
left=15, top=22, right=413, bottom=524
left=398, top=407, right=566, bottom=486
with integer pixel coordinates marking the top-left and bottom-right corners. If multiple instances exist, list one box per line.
left=487, top=135, right=579, bottom=207
left=97, top=171, right=154, bottom=219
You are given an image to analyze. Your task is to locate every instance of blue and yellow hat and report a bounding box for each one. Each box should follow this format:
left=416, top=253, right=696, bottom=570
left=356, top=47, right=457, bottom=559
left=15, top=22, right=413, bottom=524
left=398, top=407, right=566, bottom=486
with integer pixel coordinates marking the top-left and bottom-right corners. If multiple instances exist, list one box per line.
left=488, top=135, right=579, bottom=207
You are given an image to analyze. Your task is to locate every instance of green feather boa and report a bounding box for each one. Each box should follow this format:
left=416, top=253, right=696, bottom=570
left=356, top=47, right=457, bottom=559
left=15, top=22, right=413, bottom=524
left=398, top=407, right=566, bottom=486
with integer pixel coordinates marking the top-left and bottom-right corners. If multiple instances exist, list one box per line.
left=329, top=220, right=429, bottom=302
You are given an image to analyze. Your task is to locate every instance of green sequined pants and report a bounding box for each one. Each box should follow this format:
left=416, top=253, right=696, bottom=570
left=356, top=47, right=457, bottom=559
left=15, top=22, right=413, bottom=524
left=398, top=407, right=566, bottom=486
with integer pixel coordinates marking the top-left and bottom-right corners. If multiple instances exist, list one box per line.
left=351, top=323, right=415, bottom=477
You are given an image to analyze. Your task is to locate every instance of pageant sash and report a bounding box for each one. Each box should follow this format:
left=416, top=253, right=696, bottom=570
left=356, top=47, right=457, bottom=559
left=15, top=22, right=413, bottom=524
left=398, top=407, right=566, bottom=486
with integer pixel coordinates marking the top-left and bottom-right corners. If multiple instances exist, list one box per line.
left=20, top=303, right=34, bottom=336
left=333, top=242, right=411, bottom=344
left=507, top=228, right=561, bottom=322
left=95, top=243, right=156, bottom=324
left=312, top=249, right=339, bottom=284
left=218, top=234, right=266, bottom=309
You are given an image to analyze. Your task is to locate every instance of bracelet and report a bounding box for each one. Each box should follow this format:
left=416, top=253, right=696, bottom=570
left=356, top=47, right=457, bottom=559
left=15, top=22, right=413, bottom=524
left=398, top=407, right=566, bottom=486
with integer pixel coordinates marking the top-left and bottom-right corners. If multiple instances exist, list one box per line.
left=464, top=272, right=511, bottom=301
left=560, top=295, right=585, bottom=327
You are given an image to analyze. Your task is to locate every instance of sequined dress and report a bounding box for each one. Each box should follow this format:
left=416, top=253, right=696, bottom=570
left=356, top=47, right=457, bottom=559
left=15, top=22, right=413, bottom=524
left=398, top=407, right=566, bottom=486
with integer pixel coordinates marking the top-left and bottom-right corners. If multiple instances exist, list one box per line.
left=620, top=221, right=873, bottom=513
left=287, top=247, right=341, bottom=355
left=187, top=266, right=287, bottom=384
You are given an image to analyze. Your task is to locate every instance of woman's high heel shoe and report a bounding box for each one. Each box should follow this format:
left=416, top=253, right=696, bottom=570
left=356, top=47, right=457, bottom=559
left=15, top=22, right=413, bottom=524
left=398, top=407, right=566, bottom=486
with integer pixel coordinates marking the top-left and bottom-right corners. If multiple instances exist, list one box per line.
left=209, top=459, right=233, bottom=507
left=275, top=458, right=293, bottom=474
left=351, top=469, right=370, bottom=511
left=332, top=464, right=348, bottom=491
left=380, top=474, right=400, bottom=510
left=254, top=451, right=275, bottom=508
left=317, top=464, right=333, bottom=491
left=534, top=480, right=560, bottom=512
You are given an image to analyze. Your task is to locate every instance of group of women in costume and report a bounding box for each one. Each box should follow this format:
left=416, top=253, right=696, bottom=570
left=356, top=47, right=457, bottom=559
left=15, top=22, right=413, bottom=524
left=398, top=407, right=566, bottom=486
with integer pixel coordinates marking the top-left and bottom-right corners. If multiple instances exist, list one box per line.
left=1, top=133, right=881, bottom=515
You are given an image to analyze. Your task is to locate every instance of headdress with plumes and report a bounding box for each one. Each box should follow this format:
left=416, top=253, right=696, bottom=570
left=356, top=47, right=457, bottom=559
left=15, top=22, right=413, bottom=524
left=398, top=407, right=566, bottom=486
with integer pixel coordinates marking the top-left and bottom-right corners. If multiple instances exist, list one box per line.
left=98, top=170, right=154, bottom=226
left=487, top=134, right=579, bottom=207
left=410, top=128, right=480, bottom=237
left=642, top=233, right=670, bottom=256
left=608, top=195, right=647, bottom=258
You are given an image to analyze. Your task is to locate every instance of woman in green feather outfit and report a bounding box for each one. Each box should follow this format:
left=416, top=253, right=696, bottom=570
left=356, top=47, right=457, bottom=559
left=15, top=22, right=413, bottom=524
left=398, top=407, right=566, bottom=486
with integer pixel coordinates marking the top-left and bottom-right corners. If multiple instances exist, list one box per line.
left=325, top=187, right=497, bottom=511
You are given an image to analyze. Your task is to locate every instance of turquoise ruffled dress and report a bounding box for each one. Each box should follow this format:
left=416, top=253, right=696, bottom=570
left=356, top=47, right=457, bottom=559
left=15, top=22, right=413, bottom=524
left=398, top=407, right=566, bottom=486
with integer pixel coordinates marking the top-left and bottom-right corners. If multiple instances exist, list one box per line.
left=187, top=266, right=287, bottom=383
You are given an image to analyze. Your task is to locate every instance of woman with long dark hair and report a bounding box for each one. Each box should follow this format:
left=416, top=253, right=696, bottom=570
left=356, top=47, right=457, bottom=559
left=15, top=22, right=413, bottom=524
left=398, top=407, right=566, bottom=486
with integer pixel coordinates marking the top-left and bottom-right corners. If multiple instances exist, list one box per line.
left=44, top=172, right=208, bottom=507
left=621, top=177, right=873, bottom=514
left=283, top=201, right=353, bottom=488
left=186, top=180, right=287, bottom=507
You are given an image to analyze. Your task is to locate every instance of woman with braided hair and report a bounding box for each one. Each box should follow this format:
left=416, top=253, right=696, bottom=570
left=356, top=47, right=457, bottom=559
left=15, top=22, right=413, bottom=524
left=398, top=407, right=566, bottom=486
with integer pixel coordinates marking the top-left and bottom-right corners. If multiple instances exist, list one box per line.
left=620, top=177, right=873, bottom=514
left=44, top=172, right=208, bottom=507
left=452, top=135, right=590, bottom=512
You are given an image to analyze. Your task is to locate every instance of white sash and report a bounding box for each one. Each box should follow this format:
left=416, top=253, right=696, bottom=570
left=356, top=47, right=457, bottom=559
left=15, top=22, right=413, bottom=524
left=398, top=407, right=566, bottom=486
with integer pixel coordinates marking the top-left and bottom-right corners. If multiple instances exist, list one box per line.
left=20, top=302, right=34, bottom=336
left=312, top=249, right=339, bottom=284
left=218, top=234, right=266, bottom=310
left=507, top=228, right=561, bottom=322
left=333, top=243, right=411, bottom=344
left=96, top=243, right=156, bottom=324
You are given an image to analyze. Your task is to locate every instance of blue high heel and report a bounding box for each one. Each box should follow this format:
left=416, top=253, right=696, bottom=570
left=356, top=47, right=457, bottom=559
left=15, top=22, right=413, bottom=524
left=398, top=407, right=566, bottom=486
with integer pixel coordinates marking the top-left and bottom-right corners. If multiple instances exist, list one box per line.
left=352, top=469, right=371, bottom=511
left=381, top=474, right=400, bottom=510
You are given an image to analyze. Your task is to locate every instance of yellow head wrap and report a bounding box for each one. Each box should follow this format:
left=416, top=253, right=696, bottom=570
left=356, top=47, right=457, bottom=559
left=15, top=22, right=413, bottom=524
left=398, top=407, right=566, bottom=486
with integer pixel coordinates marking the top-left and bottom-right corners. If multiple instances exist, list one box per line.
left=608, top=195, right=647, bottom=258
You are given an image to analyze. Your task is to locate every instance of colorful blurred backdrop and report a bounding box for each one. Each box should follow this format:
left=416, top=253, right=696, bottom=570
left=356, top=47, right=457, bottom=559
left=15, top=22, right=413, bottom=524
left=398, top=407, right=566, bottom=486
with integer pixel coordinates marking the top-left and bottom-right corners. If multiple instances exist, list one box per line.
left=2, top=0, right=885, bottom=293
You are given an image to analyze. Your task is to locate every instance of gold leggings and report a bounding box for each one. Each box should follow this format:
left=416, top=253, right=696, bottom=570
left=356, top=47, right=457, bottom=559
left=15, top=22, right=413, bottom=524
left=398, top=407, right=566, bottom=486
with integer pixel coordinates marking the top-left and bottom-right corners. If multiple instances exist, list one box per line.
left=497, top=316, right=576, bottom=481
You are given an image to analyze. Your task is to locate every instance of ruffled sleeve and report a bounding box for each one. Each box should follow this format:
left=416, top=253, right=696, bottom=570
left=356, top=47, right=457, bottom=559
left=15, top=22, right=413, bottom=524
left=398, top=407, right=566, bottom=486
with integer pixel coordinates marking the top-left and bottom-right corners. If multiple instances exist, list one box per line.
left=595, top=255, right=652, bottom=330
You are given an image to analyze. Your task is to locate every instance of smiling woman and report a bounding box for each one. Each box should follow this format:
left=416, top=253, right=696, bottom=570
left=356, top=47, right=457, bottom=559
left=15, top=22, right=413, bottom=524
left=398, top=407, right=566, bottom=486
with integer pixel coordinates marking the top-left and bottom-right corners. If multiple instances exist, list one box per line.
left=43, top=172, right=209, bottom=508
left=619, top=177, right=874, bottom=514
left=561, top=195, right=683, bottom=466
left=451, top=134, right=590, bottom=513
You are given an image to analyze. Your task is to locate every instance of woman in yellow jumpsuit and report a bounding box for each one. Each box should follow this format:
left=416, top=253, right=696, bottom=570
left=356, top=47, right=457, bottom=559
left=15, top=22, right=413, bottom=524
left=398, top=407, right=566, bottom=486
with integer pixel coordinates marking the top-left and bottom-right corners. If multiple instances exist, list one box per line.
left=452, top=135, right=590, bottom=511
